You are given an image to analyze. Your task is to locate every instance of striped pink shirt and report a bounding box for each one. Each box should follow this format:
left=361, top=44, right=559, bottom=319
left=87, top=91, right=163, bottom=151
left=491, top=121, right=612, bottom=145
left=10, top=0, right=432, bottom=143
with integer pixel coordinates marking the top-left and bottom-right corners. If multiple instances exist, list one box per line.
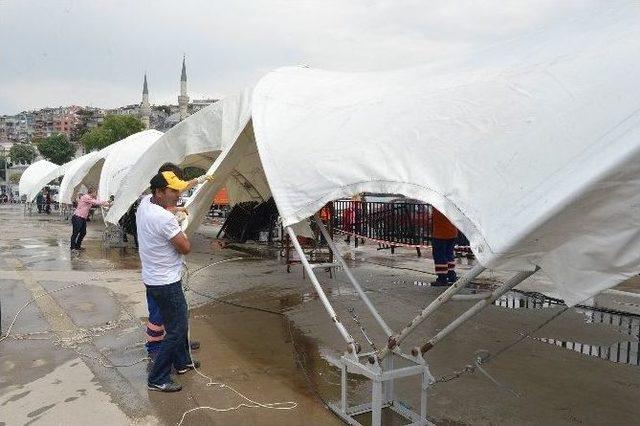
left=73, top=194, right=108, bottom=219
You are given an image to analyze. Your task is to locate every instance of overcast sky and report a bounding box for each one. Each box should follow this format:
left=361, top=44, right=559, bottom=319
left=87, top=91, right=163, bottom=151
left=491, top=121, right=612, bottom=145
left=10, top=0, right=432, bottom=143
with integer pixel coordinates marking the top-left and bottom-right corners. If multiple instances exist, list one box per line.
left=0, top=0, right=597, bottom=115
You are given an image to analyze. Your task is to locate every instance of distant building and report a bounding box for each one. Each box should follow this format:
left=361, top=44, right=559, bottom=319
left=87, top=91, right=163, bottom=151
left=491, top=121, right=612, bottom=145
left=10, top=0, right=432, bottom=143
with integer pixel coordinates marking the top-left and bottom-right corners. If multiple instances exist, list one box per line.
left=106, top=104, right=139, bottom=116
left=85, top=108, right=105, bottom=129
left=53, top=113, right=79, bottom=138
left=1, top=113, right=34, bottom=143
left=190, top=98, right=217, bottom=114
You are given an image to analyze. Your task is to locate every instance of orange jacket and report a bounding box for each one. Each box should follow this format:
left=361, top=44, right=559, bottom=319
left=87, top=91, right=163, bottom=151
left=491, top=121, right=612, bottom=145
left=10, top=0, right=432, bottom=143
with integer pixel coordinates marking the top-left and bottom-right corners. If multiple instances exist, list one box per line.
left=432, top=209, right=458, bottom=240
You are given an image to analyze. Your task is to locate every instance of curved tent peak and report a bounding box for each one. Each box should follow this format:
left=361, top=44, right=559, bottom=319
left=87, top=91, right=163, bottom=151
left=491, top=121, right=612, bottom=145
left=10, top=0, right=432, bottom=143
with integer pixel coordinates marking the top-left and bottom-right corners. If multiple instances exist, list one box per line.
left=98, top=129, right=164, bottom=201
left=18, top=160, right=59, bottom=202
left=104, top=89, right=252, bottom=225
left=57, top=151, right=104, bottom=204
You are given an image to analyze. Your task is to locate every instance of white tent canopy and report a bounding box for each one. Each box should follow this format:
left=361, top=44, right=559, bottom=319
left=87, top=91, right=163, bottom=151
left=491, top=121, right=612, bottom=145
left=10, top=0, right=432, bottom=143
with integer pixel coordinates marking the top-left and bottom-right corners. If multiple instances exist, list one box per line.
left=97, top=129, right=163, bottom=202
left=104, top=90, right=261, bottom=225
left=185, top=6, right=640, bottom=306
left=58, top=151, right=104, bottom=204
left=58, top=130, right=162, bottom=205
left=18, top=160, right=59, bottom=202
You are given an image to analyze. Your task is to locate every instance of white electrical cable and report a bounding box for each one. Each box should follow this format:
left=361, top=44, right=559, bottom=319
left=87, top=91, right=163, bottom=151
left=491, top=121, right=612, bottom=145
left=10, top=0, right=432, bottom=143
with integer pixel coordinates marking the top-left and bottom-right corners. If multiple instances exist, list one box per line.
left=0, top=267, right=115, bottom=343
left=176, top=370, right=298, bottom=426
left=0, top=263, right=150, bottom=367
left=73, top=348, right=149, bottom=369
left=178, top=257, right=298, bottom=426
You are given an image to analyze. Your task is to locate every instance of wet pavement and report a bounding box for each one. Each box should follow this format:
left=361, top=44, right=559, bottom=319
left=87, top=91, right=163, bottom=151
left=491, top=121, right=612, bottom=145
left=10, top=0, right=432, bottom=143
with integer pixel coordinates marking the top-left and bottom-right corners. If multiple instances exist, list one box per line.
left=1, top=204, right=640, bottom=425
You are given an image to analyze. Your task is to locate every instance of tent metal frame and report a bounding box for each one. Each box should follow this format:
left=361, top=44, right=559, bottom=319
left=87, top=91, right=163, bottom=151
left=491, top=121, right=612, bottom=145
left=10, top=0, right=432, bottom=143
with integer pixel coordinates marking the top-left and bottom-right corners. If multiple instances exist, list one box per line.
left=286, top=214, right=537, bottom=426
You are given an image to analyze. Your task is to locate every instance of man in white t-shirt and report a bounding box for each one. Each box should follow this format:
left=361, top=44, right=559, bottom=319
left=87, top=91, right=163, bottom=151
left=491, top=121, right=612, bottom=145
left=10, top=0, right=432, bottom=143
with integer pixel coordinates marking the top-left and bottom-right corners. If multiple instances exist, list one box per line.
left=137, top=170, right=194, bottom=392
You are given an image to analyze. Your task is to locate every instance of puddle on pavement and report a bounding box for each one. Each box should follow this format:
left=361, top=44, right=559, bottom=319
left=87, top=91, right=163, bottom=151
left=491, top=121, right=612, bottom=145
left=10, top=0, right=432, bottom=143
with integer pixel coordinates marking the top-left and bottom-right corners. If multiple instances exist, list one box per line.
left=495, top=291, right=640, bottom=367
left=181, top=289, right=367, bottom=425
left=6, top=236, right=141, bottom=271
left=301, top=286, right=361, bottom=303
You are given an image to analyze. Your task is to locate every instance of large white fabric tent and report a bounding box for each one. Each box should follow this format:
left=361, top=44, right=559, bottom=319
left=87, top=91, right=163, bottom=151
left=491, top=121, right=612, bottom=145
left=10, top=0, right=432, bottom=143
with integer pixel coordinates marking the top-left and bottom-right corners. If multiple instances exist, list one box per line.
left=184, top=5, right=640, bottom=307
left=58, top=130, right=162, bottom=205
left=18, top=160, right=59, bottom=202
left=104, top=90, right=267, bottom=225
left=97, top=129, right=163, bottom=202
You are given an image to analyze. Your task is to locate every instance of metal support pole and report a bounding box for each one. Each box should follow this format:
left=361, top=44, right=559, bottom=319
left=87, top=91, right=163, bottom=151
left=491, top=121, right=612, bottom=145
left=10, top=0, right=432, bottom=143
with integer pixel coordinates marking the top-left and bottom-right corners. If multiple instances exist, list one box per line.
left=415, top=268, right=538, bottom=355
left=420, top=371, right=428, bottom=421
left=378, top=263, right=486, bottom=360
left=341, top=363, right=348, bottom=414
left=286, top=226, right=358, bottom=353
left=383, top=355, right=394, bottom=403
left=313, top=214, right=394, bottom=337
left=372, top=379, right=383, bottom=426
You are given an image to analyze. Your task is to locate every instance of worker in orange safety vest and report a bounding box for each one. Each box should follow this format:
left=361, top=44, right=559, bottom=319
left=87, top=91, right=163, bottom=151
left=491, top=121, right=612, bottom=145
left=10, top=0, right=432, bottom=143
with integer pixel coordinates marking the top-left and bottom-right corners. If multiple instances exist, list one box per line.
left=431, top=208, right=459, bottom=286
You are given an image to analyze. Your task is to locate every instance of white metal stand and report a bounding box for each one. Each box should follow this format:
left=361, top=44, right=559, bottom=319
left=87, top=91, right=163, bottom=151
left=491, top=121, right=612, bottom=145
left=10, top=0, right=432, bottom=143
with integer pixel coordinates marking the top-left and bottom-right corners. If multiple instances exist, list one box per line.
left=60, top=203, right=71, bottom=221
left=326, top=349, right=434, bottom=426
left=286, top=215, right=537, bottom=426
left=102, top=224, right=127, bottom=248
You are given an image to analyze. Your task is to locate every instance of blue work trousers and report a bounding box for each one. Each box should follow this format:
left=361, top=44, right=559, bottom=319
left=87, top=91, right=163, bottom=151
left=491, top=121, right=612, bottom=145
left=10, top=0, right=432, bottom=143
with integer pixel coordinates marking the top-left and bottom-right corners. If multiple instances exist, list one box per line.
left=146, top=281, right=191, bottom=386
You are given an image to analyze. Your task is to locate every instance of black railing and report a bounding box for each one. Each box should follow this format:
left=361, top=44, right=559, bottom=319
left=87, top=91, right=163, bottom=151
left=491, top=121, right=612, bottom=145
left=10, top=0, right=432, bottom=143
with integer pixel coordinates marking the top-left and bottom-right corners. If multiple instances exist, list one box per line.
left=331, top=200, right=433, bottom=247
left=495, top=291, right=640, bottom=367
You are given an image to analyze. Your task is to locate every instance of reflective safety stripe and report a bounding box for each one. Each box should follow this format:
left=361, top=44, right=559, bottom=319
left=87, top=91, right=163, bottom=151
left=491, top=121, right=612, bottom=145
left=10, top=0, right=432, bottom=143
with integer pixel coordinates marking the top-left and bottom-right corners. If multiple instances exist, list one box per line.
left=147, top=321, right=164, bottom=332
left=147, top=333, right=165, bottom=342
left=146, top=321, right=165, bottom=342
left=435, top=264, right=448, bottom=273
left=147, top=327, right=164, bottom=337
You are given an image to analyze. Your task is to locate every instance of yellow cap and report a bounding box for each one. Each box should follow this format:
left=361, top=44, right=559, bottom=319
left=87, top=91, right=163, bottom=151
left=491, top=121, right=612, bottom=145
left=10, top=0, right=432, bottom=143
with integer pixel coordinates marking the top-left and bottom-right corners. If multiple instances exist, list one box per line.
left=161, top=171, right=189, bottom=192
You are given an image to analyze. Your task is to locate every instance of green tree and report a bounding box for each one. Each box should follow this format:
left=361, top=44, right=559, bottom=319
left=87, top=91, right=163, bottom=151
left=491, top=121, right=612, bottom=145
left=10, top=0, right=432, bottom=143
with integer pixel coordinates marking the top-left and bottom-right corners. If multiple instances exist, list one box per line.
left=9, top=172, right=22, bottom=184
left=81, top=115, right=145, bottom=151
left=9, top=143, right=37, bottom=165
left=36, top=134, right=76, bottom=165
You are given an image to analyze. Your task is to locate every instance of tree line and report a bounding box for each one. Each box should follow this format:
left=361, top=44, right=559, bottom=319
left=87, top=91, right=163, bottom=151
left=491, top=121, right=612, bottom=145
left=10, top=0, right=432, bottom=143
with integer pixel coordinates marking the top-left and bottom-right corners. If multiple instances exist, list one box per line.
left=5, top=114, right=145, bottom=166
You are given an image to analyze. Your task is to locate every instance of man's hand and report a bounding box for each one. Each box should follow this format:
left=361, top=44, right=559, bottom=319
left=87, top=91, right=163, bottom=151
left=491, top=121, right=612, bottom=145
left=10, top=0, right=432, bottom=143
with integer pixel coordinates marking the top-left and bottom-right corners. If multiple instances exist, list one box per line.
left=166, top=206, right=188, bottom=214
left=196, top=174, right=214, bottom=184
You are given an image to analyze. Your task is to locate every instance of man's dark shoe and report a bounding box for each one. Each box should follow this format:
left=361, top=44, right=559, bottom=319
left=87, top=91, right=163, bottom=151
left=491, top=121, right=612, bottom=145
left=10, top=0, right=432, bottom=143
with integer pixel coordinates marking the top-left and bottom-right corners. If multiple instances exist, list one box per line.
left=447, top=272, right=458, bottom=283
left=189, top=340, right=201, bottom=351
left=431, top=280, right=451, bottom=287
left=176, top=360, right=201, bottom=374
left=147, top=381, right=182, bottom=392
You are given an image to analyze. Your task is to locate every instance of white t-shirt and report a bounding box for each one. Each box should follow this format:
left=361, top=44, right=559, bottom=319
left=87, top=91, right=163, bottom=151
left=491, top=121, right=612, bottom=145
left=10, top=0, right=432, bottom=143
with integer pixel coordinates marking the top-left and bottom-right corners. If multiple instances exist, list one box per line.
left=136, top=195, right=184, bottom=286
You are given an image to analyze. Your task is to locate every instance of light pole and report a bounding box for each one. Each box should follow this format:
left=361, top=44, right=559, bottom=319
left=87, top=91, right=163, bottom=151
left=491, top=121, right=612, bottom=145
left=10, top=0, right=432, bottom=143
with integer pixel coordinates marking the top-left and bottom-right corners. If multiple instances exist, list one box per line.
left=1, top=147, right=7, bottom=195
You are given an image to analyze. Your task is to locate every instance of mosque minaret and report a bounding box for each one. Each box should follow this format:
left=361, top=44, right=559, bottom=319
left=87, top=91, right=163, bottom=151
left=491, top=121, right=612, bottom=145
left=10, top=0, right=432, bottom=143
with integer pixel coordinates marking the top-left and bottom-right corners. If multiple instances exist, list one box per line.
left=140, top=73, right=150, bottom=129
left=178, top=55, right=189, bottom=121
